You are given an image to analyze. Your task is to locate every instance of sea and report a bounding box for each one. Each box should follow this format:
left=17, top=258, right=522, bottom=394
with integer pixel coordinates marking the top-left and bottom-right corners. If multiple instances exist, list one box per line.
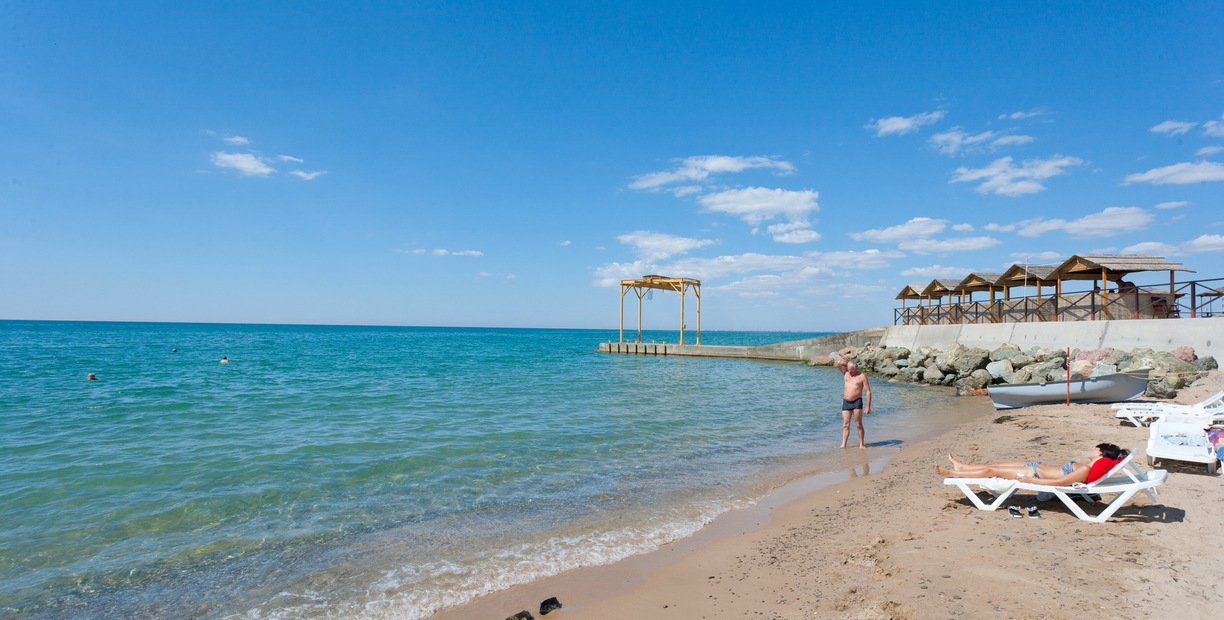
left=0, top=321, right=985, bottom=619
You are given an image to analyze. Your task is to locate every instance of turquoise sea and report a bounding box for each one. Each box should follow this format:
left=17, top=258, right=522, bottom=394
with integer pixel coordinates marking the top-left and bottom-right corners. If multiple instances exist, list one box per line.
left=0, top=321, right=982, bottom=619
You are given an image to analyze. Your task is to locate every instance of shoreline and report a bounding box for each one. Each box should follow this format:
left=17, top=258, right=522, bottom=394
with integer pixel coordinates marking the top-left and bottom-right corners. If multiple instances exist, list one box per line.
left=430, top=372, right=1223, bottom=619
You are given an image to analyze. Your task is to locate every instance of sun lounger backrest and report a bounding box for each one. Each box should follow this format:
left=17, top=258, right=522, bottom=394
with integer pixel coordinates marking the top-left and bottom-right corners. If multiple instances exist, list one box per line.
left=1088, top=452, right=1136, bottom=487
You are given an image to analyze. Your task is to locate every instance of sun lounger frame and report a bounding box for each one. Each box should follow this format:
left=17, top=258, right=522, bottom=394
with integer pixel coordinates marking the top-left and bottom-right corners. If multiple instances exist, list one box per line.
left=942, top=454, right=1167, bottom=523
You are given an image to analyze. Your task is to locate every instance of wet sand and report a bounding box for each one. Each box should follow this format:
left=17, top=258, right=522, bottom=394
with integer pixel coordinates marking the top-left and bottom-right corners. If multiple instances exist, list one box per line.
left=431, top=371, right=1222, bottom=619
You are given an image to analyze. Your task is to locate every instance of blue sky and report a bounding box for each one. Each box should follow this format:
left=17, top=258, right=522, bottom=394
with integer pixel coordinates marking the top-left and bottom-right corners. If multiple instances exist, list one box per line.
left=2, top=2, right=1222, bottom=332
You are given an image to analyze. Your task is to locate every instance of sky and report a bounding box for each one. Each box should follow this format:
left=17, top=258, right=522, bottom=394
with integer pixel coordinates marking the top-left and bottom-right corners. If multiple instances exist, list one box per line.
left=2, top=1, right=1222, bottom=332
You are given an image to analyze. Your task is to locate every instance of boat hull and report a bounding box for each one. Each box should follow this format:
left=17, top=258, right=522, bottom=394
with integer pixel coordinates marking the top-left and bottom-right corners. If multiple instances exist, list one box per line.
left=987, top=370, right=1150, bottom=410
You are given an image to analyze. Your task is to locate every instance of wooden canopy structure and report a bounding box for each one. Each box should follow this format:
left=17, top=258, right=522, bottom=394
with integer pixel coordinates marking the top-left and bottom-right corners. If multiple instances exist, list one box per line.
left=920, top=279, right=964, bottom=304
left=998, top=263, right=1059, bottom=299
left=1052, top=254, right=1194, bottom=292
left=894, top=283, right=926, bottom=306
left=619, top=275, right=702, bottom=345
left=955, top=272, right=1005, bottom=303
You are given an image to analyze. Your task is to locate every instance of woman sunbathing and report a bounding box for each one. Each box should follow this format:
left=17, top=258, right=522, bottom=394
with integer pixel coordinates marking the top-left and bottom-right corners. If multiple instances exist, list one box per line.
left=935, top=443, right=1129, bottom=486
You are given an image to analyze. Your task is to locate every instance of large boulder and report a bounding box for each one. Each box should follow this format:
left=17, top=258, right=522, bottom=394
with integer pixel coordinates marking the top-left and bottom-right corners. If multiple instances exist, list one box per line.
left=1195, top=356, right=1219, bottom=371
left=922, top=366, right=945, bottom=385
left=1010, top=353, right=1036, bottom=368
left=1123, top=348, right=1159, bottom=372
left=1068, top=359, right=1095, bottom=379
left=1170, top=346, right=1197, bottom=364
left=1146, top=380, right=1178, bottom=399
left=950, top=347, right=992, bottom=376
left=896, top=367, right=923, bottom=383
left=877, top=360, right=900, bottom=377
left=1009, top=366, right=1034, bottom=384
left=1075, top=347, right=1115, bottom=365
left=1148, top=354, right=1200, bottom=390
left=985, top=359, right=1014, bottom=381
left=934, top=343, right=969, bottom=374
left=885, top=347, right=910, bottom=361
left=908, top=348, right=933, bottom=370
left=961, top=368, right=994, bottom=390
left=1034, top=348, right=1066, bottom=363
left=1090, top=363, right=1118, bottom=377
left=990, top=343, right=1023, bottom=362
left=1100, top=349, right=1133, bottom=368
left=1028, top=361, right=1065, bottom=382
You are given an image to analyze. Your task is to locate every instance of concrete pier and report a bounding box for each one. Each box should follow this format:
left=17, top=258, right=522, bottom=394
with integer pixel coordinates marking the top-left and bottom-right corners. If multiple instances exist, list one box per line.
left=599, top=318, right=1223, bottom=362
left=597, top=327, right=887, bottom=361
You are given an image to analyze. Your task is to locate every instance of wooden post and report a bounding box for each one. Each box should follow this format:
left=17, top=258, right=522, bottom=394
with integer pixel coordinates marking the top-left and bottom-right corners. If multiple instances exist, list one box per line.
left=619, top=284, right=627, bottom=343
left=695, top=285, right=702, bottom=345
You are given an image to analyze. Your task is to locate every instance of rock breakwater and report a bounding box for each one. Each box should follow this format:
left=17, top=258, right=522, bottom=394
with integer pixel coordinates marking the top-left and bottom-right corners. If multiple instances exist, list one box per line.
left=813, top=343, right=1218, bottom=399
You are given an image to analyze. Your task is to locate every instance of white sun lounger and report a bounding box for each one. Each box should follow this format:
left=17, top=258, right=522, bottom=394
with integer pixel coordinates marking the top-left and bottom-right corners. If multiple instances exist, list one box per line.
left=1114, top=390, right=1224, bottom=426
left=942, top=453, right=1167, bottom=523
left=1147, top=414, right=1221, bottom=474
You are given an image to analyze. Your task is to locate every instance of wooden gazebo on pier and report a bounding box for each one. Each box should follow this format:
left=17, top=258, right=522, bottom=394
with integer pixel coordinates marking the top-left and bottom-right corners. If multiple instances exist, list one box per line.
left=619, top=275, right=702, bottom=345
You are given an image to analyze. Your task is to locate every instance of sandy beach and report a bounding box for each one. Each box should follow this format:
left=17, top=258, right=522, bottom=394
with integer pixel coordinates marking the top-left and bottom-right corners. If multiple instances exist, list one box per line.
left=433, top=371, right=1223, bottom=619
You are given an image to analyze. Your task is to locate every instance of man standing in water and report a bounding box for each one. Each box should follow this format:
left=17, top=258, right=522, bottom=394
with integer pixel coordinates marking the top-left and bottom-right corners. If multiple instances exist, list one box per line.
left=836, top=359, right=871, bottom=448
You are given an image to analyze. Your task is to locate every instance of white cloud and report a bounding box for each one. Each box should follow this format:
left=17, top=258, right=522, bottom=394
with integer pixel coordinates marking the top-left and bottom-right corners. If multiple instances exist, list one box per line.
left=804, top=249, right=902, bottom=270
left=866, top=110, right=946, bottom=137
left=223, top=136, right=250, bottom=145
left=950, top=155, right=1083, bottom=196
left=951, top=223, right=975, bottom=232
left=1154, top=201, right=1189, bottom=210
left=1121, top=234, right=1224, bottom=255
left=591, top=248, right=902, bottom=288
left=1123, top=161, right=1224, bottom=185
left=1120, top=241, right=1179, bottom=255
left=991, top=135, right=1035, bottom=147
left=558, top=240, right=572, bottom=246
left=850, top=217, right=948, bottom=243
left=984, top=223, right=1017, bottom=232
left=696, top=187, right=819, bottom=227
left=998, top=110, right=1042, bottom=120
left=1006, top=251, right=1063, bottom=262
left=764, top=221, right=821, bottom=244
left=210, top=152, right=275, bottom=177
left=1150, top=120, right=1197, bottom=136
left=1015, top=206, right=1153, bottom=238
left=771, top=229, right=822, bottom=244
left=278, top=154, right=305, bottom=163
left=1196, top=146, right=1224, bottom=157
left=929, top=128, right=997, bottom=155
left=1203, top=115, right=1224, bottom=137
left=616, top=230, right=717, bottom=262
left=413, top=249, right=484, bottom=256
left=899, top=264, right=977, bottom=278
left=897, top=236, right=1001, bottom=254
left=290, top=170, right=327, bottom=181
left=629, top=155, right=794, bottom=191
left=713, top=275, right=787, bottom=297
left=1184, top=234, right=1224, bottom=252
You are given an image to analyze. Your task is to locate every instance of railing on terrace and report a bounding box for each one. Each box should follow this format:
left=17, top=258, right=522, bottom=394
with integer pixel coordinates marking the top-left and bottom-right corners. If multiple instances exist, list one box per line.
left=894, top=276, right=1224, bottom=326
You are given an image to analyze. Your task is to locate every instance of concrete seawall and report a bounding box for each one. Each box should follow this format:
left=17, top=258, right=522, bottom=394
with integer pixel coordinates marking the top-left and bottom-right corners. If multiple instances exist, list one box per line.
left=880, top=318, right=1222, bottom=360
left=598, top=318, right=1223, bottom=362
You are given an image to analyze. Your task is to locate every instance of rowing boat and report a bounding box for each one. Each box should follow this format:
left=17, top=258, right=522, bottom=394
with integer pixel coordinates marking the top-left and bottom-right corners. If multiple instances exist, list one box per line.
left=987, top=369, right=1150, bottom=410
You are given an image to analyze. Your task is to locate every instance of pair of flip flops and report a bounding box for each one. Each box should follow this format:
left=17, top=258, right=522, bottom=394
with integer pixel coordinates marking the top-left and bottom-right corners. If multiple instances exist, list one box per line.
left=1008, top=505, right=1040, bottom=518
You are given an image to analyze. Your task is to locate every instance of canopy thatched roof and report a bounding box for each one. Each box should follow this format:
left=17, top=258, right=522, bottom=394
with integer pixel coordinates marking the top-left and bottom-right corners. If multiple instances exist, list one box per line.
left=920, top=279, right=964, bottom=297
left=998, top=263, right=1059, bottom=287
left=895, top=283, right=927, bottom=300
left=1053, top=254, right=1194, bottom=281
left=955, top=272, right=1005, bottom=293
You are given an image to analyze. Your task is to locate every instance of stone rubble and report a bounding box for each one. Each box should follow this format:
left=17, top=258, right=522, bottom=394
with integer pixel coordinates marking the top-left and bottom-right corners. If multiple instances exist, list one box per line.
left=814, top=342, right=1217, bottom=399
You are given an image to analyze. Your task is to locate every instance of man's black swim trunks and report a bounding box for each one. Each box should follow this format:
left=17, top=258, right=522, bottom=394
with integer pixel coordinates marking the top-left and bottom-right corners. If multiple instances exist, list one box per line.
left=842, top=397, right=863, bottom=411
